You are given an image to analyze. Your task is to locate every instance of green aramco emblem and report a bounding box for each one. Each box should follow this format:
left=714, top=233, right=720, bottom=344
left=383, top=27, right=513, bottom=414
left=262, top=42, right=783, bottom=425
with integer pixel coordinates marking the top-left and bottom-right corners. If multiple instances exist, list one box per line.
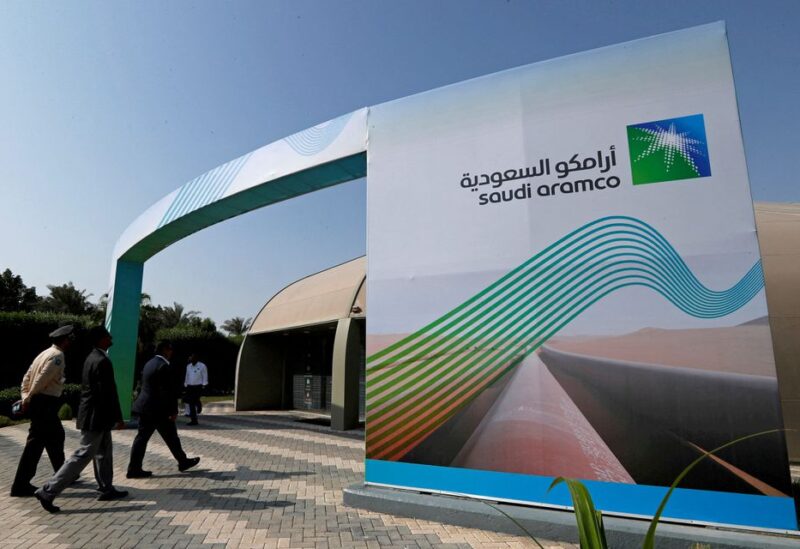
left=627, top=114, right=711, bottom=185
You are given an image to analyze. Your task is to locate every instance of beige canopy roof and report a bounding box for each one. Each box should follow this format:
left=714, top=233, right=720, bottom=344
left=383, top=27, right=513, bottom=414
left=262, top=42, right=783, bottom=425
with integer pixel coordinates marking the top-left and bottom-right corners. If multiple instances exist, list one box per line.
left=753, top=202, right=800, bottom=458
left=249, top=256, right=366, bottom=335
left=754, top=202, right=800, bottom=323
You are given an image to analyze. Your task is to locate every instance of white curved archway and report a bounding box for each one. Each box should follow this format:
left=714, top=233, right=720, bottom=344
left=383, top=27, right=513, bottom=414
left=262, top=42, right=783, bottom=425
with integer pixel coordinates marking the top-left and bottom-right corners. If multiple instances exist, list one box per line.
left=106, top=109, right=367, bottom=415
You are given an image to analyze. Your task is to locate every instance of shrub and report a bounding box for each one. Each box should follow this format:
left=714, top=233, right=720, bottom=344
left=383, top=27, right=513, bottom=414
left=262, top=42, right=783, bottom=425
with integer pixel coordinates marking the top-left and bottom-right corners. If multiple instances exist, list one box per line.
left=0, top=386, right=21, bottom=417
left=61, top=383, right=82, bottom=414
left=0, top=415, right=28, bottom=428
left=57, top=403, right=73, bottom=420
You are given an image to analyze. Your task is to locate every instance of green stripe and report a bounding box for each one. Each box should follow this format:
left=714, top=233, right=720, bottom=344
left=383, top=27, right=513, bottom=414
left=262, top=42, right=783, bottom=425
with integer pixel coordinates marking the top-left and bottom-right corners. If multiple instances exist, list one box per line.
left=366, top=216, right=765, bottom=458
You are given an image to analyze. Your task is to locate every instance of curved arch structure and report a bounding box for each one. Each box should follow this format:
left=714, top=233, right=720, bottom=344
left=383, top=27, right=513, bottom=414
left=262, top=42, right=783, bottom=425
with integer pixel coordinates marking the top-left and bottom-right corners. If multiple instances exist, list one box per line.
left=106, top=109, right=368, bottom=416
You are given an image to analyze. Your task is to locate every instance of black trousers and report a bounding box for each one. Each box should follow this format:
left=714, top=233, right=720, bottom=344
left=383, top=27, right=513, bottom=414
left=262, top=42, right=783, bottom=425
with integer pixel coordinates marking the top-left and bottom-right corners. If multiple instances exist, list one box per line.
left=128, top=414, right=188, bottom=472
left=185, top=385, right=203, bottom=420
left=12, top=394, right=65, bottom=489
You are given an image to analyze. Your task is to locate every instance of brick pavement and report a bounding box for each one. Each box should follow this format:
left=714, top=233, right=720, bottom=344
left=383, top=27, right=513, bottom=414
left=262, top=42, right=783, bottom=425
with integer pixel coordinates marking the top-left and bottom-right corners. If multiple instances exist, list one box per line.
left=0, top=409, right=574, bottom=549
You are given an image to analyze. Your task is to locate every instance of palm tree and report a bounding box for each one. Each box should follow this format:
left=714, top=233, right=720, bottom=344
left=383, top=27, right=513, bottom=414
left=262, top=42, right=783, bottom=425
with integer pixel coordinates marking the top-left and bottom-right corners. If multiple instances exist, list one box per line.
left=39, top=282, right=95, bottom=316
left=222, top=316, right=252, bottom=337
left=161, top=302, right=200, bottom=328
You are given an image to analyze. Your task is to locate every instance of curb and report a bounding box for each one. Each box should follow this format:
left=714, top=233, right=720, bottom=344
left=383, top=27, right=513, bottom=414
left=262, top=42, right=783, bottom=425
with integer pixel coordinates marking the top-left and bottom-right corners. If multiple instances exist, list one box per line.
left=343, top=484, right=799, bottom=548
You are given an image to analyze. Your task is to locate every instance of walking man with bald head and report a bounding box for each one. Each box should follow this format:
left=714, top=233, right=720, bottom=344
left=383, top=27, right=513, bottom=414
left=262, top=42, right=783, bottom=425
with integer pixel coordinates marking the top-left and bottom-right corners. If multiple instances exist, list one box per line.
left=127, top=340, right=200, bottom=478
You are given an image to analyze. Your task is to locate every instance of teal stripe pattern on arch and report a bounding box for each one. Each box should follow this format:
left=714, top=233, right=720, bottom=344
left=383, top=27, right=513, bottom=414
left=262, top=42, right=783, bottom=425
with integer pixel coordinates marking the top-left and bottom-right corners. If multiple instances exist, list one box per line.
left=158, top=152, right=253, bottom=228
left=365, top=216, right=765, bottom=461
left=283, top=112, right=352, bottom=156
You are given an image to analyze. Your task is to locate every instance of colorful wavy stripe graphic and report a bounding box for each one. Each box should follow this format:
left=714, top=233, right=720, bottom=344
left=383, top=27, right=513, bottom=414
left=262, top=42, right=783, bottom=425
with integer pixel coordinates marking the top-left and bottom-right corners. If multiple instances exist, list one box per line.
left=283, top=113, right=351, bottom=156
left=365, top=216, right=764, bottom=461
left=159, top=152, right=252, bottom=228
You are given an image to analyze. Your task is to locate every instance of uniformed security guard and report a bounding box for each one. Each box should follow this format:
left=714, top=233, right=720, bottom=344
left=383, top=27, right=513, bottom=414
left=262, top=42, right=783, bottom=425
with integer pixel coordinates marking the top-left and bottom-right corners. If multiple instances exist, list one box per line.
left=10, top=325, right=74, bottom=497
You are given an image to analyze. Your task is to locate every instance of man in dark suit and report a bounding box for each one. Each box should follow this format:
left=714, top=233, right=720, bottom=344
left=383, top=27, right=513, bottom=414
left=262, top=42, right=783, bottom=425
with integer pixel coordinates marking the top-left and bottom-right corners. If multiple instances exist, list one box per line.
left=34, top=326, right=128, bottom=513
left=127, top=340, right=200, bottom=478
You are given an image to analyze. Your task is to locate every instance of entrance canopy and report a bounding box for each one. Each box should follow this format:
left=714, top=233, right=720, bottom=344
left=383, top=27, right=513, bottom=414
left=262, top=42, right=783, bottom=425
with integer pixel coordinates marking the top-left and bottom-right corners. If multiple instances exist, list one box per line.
left=249, top=256, right=366, bottom=335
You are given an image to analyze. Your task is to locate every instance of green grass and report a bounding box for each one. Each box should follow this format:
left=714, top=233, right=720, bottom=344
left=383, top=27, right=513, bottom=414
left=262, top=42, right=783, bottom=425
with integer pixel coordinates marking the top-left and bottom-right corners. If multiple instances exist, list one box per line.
left=0, top=415, right=29, bottom=428
left=201, top=394, right=234, bottom=404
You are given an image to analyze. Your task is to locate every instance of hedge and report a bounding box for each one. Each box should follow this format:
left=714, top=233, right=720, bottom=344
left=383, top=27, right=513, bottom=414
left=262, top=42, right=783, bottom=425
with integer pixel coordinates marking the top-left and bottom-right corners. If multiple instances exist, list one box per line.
left=0, top=383, right=82, bottom=417
left=148, top=327, right=239, bottom=394
left=0, top=312, right=94, bottom=389
left=0, top=312, right=240, bottom=397
left=61, top=383, right=82, bottom=413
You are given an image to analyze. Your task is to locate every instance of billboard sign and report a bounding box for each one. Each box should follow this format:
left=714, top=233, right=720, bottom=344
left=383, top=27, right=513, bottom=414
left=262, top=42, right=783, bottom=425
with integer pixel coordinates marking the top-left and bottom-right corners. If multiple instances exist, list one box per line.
left=365, top=23, right=796, bottom=530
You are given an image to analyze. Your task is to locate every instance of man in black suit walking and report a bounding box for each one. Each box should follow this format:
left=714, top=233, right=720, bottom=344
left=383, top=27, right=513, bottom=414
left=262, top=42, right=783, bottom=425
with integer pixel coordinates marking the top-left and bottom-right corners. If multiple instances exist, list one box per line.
left=34, top=326, right=128, bottom=513
left=127, top=340, right=200, bottom=478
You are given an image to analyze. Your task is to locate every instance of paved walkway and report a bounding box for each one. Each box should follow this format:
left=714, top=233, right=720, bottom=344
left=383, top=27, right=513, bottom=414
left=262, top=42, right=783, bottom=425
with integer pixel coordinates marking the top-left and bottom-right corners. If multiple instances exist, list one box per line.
left=0, top=408, right=571, bottom=548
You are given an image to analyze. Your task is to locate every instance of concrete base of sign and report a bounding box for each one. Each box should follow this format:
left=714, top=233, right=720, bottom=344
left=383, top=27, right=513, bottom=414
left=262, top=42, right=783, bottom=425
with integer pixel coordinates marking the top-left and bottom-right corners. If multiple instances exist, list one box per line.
left=343, top=484, right=799, bottom=548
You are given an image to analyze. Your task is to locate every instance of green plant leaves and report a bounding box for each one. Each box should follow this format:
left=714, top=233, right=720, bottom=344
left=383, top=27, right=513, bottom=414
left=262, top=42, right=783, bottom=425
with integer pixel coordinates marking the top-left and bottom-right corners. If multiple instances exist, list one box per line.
left=487, top=430, right=785, bottom=548
left=642, top=429, right=782, bottom=549
left=549, top=477, right=608, bottom=549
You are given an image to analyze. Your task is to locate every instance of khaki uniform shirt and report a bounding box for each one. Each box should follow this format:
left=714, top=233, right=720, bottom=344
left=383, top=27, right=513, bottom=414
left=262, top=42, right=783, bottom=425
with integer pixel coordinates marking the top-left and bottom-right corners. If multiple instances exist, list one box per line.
left=20, top=344, right=66, bottom=401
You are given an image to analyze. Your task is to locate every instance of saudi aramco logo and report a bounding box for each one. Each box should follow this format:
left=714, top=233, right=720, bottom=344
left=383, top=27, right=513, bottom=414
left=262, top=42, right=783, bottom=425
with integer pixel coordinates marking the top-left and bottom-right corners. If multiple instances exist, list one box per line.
left=627, top=114, right=711, bottom=185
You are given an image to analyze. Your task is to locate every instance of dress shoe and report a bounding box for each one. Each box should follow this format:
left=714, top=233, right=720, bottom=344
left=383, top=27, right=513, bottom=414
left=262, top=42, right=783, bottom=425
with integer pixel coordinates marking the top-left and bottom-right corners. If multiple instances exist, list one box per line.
left=34, top=490, right=60, bottom=513
left=97, top=488, right=129, bottom=501
left=178, top=457, right=200, bottom=472
left=126, top=469, right=153, bottom=479
left=10, top=484, right=37, bottom=497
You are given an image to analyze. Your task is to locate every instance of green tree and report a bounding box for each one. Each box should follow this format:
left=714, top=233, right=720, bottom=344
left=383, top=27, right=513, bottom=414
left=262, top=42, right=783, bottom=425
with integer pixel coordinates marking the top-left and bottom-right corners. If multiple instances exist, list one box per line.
left=160, top=302, right=200, bottom=329
left=138, top=302, right=164, bottom=352
left=187, top=316, right=218, bottom=333
left=0, top=268, right=39, bottom=311
left=221, top=316, right=251, bottom=337
left=39, top=282, right=95, bottom=316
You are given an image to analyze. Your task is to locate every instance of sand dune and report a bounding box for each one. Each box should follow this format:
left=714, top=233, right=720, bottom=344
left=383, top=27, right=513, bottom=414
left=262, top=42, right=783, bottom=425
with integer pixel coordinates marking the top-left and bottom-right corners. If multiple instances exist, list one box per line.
left=545, top=324, right=777, bottom=378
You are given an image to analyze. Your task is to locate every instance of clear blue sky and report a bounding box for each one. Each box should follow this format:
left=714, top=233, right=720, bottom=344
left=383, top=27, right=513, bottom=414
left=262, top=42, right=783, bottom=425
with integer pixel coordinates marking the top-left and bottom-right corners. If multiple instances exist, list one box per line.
left=1, top=1, right=798, bottom=325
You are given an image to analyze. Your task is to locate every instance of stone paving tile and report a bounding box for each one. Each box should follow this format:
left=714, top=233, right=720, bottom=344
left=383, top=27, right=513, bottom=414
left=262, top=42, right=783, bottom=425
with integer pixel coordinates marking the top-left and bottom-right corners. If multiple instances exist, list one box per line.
left=0, top=411, right=575, bottom=548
